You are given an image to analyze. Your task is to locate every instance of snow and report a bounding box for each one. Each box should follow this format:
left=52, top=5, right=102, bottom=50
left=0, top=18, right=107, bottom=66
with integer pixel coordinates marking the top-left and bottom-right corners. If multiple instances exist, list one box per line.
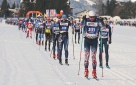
left=0, top=21, right=136, bottom=85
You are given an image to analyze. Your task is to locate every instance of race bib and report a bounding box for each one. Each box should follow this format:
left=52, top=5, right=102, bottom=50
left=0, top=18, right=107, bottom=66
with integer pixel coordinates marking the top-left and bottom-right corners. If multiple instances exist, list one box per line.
left=102, top=31, right=108, bottom=37
left=87, top=28, right=97, bottom=34
left=75, top=25, right=80, bottom=30
left=86, top=22, right=97, bottom=26
left=39, top=25, right=43, bottom=28
left=60, top=23, right=68, bottom=26
left=45, top=29, right=51, bottom=33
left=53, top=27, right=59, bottom=31
left=62, top=27, right=66, bottom=30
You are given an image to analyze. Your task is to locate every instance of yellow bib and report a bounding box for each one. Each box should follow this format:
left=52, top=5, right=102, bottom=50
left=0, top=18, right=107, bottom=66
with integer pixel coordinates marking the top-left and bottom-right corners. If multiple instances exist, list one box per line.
left=45, top=29, right=51, bottom=33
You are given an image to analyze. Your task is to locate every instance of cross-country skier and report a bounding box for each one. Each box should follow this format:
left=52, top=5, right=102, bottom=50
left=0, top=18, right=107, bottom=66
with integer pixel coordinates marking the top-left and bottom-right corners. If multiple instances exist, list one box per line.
left=45, top=17, right=53, bottom=51
left=82, top=11, right=100, bottom=79
left=26, top=20, right=33, bottom=38
left=52, top=18, right=60, bottom=59
left=35, top=15, right=44, bottom=45
left=99, top=19, right=112, bottom=68
left=35, top=16, right=41, bottom=43
left=58, top=14, right=71, bottom=65
left=72, top=18, right=81, bottom=44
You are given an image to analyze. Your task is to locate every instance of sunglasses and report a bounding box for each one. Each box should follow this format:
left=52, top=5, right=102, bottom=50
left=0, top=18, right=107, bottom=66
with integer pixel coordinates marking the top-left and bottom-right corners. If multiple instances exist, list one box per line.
left=89, top=16, right=95, bottom=18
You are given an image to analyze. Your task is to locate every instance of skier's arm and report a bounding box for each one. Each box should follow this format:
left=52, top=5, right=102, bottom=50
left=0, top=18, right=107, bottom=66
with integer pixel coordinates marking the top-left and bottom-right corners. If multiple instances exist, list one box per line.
left=50, top=23, right=54, bottom=35
left=81, top=19, right=86, bottom=35
left=109, top=26, right=112, bottom=44
left=72, top=25, right=75, bottom=34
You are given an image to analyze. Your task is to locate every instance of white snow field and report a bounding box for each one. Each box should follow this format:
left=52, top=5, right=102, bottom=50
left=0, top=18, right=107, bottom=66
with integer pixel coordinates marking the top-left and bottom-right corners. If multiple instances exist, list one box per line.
left=0, top=21, right=136, bottom=85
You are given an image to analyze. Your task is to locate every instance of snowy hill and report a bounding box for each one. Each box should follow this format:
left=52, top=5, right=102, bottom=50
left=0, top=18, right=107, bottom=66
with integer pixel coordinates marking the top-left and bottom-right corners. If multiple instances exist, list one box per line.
left=70, top=0, right=97, bottom=14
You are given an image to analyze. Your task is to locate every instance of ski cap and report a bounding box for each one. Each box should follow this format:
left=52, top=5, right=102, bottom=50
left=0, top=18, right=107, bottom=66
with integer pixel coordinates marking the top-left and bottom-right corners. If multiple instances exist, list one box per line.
left=62, top=14, right=67, bottom=18
left=88, top=11, right=96, bottom=16
left=37, top=15, right=42, bottom=18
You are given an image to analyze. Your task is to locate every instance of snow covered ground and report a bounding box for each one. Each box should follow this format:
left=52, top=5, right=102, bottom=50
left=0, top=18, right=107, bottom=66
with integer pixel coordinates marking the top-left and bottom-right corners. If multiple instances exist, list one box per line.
left=0, top=21, right=136, bottom=85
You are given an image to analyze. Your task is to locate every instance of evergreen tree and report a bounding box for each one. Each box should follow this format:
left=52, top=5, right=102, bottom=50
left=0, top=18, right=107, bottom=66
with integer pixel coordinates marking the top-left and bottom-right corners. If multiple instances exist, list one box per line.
left=1, top=0, right=10, bottom=18
left=20, top=0, right=33, bottom=17
left=106, top=0, right=110, bottom=15
left=119, top=1, right=134, bottom=19
left=11, top=2, right=16, bottom=9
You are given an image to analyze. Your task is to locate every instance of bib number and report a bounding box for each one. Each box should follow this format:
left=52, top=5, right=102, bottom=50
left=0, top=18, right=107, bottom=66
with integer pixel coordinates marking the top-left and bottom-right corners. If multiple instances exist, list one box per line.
left=88, top=28, right=95, bottom=32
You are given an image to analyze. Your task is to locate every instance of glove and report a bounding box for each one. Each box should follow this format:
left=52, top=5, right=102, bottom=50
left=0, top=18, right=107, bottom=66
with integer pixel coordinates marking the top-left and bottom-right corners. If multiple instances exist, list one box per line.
left=109, top=41, right=112, bottom=44
left=72, top=31, right=74, bottom=34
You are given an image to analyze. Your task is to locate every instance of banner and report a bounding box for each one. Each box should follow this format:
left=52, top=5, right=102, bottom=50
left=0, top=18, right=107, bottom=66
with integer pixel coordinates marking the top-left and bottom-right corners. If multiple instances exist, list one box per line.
left=46, top=9, right=49, bottom=17
left=46, top=9, right=56, bottom=17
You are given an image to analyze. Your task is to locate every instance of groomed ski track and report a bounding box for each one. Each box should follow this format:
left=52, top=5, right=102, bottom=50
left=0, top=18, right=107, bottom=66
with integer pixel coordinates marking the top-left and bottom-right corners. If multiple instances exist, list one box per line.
left=0, top=21, right=136, bottom=85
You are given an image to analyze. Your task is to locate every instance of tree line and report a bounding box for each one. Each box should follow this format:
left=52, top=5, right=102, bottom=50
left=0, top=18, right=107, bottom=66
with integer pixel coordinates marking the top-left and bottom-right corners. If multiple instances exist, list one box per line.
left=19, top=0, right=71, bottom=17
left=0, top=0, right=18, bottom=17
left=119, top=1, right=136, bottom=19
left=1, top=0, right=136, bottom=19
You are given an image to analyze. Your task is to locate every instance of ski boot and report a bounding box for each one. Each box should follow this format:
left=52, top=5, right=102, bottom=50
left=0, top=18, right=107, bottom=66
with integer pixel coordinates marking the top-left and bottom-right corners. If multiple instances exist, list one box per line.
left=59, top=59, right=63, bottom=65
left=99, top=62, right=103, bottom=68
left=84, top=68, right=89, bottom=78
left=36, top=41, right=38, bottom=44
left=53, top=53, right=56, bottom=59
left=106, top=62, right=110, bottom=69
left=42, top=41, right=44, bottom=46
left=65, top=59, right=69, bottom=66
left=45, top=47, right=47, bottom=51
left=75, top=41, right=77, bottom=44
left=48, top=48, right=50, bottom=51
left=92, top=69, right=97, bottom=79
left=38, top=41, right=41, bottom=45
left=57, top=54, right=59, bottom=59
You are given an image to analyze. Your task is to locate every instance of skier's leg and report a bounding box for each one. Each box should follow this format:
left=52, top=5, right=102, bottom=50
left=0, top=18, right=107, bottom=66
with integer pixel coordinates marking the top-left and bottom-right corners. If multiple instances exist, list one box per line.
left=45, top=34, right=48, bottom=50
left=91, top=40, right=98, bottom=78
left=104, top=41, right=109, bottom=67
left=41, top=33, right=44, bottom=45
left=30, top=28, right=32, bottom=38
left=58, top=36, right=64, bottom=64
left=64, top=36, right=69, bottom=64
left=75, top=32, right=77, bottom=43
left=38, top=33, right=41, bottom=45
left=26, top=28, right=29, bottom=38
left=99, top=43, right=103, bottom=67
left=57, top=35, right=59, bottom=59
left=53, top=34, right=56, bottom=57
left=48, top=35, right=51, bottom=51
left=84, top=39, right=90, bottom=77
left=36, top=29, right=38, bottom=43
left=78, top=32, right=80, bottom=43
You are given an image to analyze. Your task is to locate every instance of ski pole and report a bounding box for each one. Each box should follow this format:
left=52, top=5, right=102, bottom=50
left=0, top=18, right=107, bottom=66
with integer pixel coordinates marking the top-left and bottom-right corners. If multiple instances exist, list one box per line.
left=50, top=42, right=53, bottom=57
left=33, top=27, right=35, bottom=43
left=100, top=25, right=103, bottom=77
left=78, top=27, right=84, bottom=75
left=72, top=33, right=75, bottom=59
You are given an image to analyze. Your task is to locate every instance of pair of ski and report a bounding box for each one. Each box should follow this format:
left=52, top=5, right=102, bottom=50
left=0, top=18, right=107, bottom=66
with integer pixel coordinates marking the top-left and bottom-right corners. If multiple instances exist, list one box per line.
left=59, top=63, right=69, bottom=66
left=100, top=66, right=110, bottom=69
left=85, top=76, right=99, bottom=81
